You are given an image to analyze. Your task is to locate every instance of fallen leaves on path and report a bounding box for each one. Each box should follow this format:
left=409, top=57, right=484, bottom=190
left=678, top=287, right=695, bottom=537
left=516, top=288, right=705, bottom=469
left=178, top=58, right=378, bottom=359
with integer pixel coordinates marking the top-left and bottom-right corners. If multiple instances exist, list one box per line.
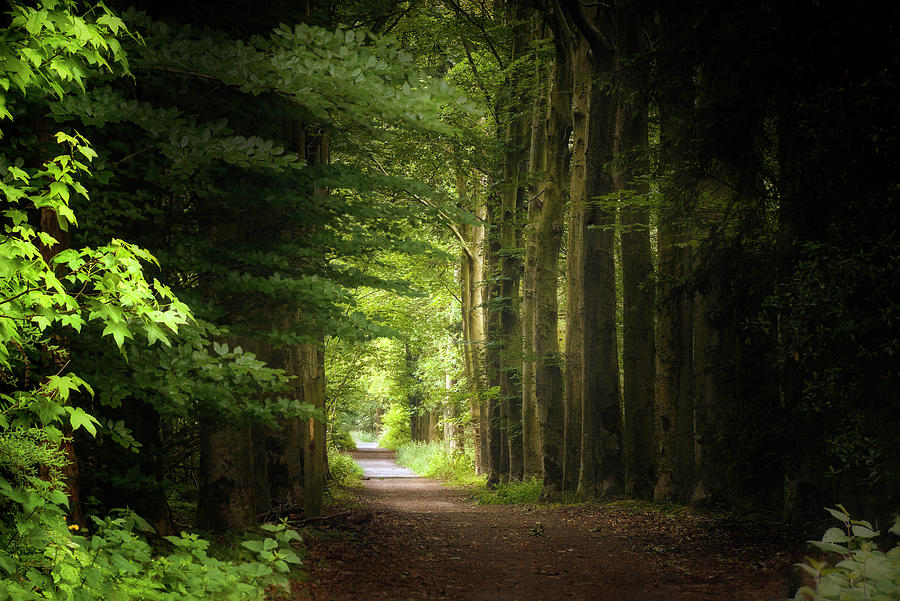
left=287, top=480, right=805, bottom=601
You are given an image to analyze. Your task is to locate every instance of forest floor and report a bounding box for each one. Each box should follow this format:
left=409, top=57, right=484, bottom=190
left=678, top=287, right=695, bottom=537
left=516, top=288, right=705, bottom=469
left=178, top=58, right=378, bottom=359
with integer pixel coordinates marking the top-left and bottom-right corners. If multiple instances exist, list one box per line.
left=288, top=447, right=809, bottom=601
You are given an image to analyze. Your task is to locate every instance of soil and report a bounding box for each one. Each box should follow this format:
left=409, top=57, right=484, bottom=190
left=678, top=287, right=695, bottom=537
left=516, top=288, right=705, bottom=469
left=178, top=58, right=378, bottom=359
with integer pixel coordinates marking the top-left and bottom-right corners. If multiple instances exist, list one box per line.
left=289, top=448, right=807, bottom=601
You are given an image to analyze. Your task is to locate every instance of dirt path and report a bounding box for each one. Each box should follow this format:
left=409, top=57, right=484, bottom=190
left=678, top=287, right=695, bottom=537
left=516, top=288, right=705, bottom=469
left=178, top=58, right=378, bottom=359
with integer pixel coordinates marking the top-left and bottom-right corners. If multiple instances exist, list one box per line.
left=292, top=447, right=801, bottom=601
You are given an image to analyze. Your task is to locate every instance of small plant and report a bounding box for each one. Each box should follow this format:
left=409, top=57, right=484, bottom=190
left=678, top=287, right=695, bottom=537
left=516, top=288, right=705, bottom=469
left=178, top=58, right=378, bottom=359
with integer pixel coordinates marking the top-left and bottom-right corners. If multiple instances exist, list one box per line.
left=475, top=478, right=543, bottom=505
left=794, top=505, right=900, bottom=600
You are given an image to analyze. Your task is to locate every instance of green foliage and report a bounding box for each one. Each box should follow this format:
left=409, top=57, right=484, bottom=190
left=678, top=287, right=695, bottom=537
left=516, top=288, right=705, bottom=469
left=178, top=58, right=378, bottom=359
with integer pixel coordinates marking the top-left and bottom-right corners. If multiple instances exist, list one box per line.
left=794, top=506, right=900, bottom=601
left=475, top=478, right=543, bottom=506
left=0, top=428, right=302, bottom=601
left=376, top=402, right=410, bottom=450
left=0, top=4, right=312, bottom=598
left=327, top=449, right=363, bottom=488
left=0, top=0, right=133, bottom=109
left=0, top=503, right=302, bottom=600
left=395, top=441, right=479, bottom=486
left=328, top=427, right=355, bottom=453
left=73, top=321, right=321, bottom=427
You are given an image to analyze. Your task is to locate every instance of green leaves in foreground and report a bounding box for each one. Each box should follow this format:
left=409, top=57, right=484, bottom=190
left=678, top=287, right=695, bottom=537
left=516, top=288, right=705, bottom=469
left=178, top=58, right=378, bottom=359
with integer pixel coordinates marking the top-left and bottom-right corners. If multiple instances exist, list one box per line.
left=794, top=506, right=900, bottom=600
left=0, top=503, right=304, bottom=601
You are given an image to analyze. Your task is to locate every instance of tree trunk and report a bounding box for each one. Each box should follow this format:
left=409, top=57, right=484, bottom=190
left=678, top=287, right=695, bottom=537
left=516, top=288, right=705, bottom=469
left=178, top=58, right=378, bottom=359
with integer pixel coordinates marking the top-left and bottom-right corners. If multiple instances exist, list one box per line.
left=301, top=341, right=326, bottom=517
left=484, top=192, right=504, bottom=484
left=498, top=2, right=530, bottom=482
left=521, top=40, right=546, bottom=478
left=533, top=34, right=572, bottom=502
left=614, top=5, right=656, bottom=500
left=558, top=12, right=623, bottom=501
left=198, top=421, right=257, bottom=531
left=653, top=224, right=695, bottom=503
left=563, top=37, right=588, bottom=496
left=652, top=9, right=696, bottom=503
left=459, top=169, right=487, bottom=474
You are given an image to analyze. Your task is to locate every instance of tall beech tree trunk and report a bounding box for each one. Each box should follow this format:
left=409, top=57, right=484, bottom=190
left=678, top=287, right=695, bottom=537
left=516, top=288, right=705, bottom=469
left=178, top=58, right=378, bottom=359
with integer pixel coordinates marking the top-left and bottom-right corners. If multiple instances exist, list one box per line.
left=521, top=33, right=547, bottom=478
left=690, top=282, right=734, bottom=508
left=652, top=10, right=696, bottom=503
left=614, top=4, right=656, bottom=500
left=563, top=35, right=588, bottom=496
left=561, top=4, right=623, bottom=500
left=484, top=192, right=505, bottom=484
left=499, top=0, right=530, bottom=482
left=297, top=127, right=330, bottom=518
left=243, top=324, right=303, bottom=512
left=533, top=31, right=572, bottom=501
left=577, top=65, right=622, bottom=499
left=653, top=223, right=695, bottom=502
left=459, top=168, right=487, bottom=473
left=300, top=340, right=326, bottom=517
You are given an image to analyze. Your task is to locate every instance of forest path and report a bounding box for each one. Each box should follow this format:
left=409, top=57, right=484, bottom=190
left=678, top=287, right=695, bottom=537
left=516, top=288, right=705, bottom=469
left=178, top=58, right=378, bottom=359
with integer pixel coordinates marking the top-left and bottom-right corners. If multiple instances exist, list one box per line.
left=294, top=450, right=798, bottom=601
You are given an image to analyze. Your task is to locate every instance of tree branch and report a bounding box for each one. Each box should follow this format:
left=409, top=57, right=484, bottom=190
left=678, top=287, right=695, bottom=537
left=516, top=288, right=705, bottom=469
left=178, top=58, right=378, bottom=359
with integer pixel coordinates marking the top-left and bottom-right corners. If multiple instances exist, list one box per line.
left=460, top=39, right=499, bottom=126
left=368, top=154, right=478, bottom=264
left=559, top=0, right=611, bottom=52
left=440, top=0, right=506, bottom=69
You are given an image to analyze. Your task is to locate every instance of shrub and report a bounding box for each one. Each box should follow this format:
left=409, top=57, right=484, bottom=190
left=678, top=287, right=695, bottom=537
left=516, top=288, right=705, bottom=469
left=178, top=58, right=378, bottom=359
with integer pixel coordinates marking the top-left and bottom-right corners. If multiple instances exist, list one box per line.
left=395, top=441, right=480, bottom=485
left=329, top=428, right=356, bottom=452
left=0, top=503, right=302, bottom=601
left=328, top=449, right=363, bottom=487
left=376, top=404, right=410, bottom=450
left=794, top=505, right=900, bottom=600
left=475, top=478, right=543, bottom=505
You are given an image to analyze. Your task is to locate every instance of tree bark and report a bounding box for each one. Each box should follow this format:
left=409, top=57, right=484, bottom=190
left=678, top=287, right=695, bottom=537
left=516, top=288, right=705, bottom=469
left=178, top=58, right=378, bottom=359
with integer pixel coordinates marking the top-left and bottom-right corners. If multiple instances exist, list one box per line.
left=563, top=36, right=588, bottom=496
left=499, top=0, right=530, bottom=482
left=653, top=224, right=695, bottom=502
left=652, top=7, right=696, bottom=503
left=521, top=28, right=547, bottom=478
left=198, top=421, right=257, bottom=531
left=301, top=340, right=326, bottom=517
left=614, top=4, right=656, bottom=500
left=484, top=191, right=505, bottom=484
left=533, top=28, right=572, bottom=501
left=560, top=5, right=624, bottom=501
left=459, top=169, right=487, bottom=474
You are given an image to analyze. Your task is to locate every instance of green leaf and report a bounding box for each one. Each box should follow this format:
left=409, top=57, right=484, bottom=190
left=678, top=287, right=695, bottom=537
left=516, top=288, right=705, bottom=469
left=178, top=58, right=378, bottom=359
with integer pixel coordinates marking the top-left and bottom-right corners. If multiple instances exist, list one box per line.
left=851, top=524, right=878, bottom=538
left=240, top=540, right=265, bottom=553
left=826, top=507, right=850, bottom=523
left=68, top=406, right=100, bottom=436
left=101, top=321, right=134, bottom=348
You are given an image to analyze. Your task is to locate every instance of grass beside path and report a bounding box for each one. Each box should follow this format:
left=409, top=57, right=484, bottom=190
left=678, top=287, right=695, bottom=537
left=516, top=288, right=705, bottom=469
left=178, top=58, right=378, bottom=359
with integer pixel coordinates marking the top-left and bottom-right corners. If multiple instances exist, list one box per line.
left=395, top=441, right=483, bottom=486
